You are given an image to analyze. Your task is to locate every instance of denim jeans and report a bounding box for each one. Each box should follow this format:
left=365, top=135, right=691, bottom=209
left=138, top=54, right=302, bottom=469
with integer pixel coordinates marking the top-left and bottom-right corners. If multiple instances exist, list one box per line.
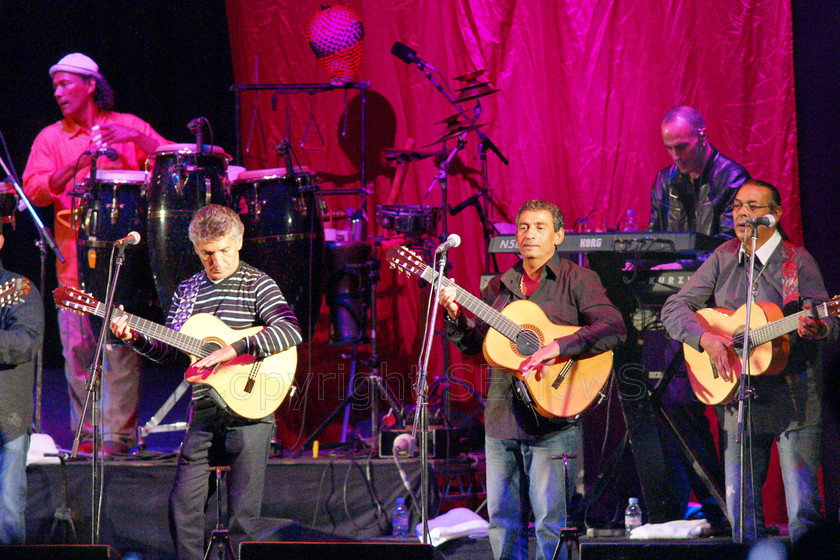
left=0, top=433, right=30, bottom=544
left=721, top=408, right=822, bottom=543
left=485, top=426, right=579, bottom=560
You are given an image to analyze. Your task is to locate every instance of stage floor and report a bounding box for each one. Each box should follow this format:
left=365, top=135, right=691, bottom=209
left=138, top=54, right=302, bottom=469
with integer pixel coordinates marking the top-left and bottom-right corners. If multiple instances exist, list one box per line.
left=26, top=453, right=434, bottom=559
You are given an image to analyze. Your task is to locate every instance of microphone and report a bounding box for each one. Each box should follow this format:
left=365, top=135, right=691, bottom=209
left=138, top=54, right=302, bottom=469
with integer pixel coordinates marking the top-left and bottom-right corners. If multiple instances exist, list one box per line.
left=746, top=214, right=776, bottom=228
left=86, top=147, right=119, bottom=161
left=114, top=231, right=141, bottom=247
left=435, top=233, right=461, bottom=254
left=392, top=433, right=414, bottom=455
left=391, top=41, right=440, bottom=73
left=187, top=117, right=205, bottom=153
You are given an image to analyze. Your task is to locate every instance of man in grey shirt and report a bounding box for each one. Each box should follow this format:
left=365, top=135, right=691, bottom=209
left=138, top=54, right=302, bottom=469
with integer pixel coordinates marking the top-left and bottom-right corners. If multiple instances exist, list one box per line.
left=661, top=179, right=836, bottom=543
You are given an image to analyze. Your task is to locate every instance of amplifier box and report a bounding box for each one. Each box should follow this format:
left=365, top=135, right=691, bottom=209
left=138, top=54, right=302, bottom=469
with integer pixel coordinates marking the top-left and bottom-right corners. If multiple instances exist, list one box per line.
left=379, top=427, right=466, bottom=459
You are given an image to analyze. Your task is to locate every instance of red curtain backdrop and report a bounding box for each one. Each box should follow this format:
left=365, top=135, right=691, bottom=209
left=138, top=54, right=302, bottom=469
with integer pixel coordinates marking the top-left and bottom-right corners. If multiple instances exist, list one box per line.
left=226, top=0, right=798, bottom=520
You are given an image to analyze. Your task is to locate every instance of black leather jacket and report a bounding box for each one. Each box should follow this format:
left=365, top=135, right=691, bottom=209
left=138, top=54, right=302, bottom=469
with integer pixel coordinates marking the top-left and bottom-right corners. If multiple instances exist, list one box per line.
left=646, top=146, right=749, bottom=238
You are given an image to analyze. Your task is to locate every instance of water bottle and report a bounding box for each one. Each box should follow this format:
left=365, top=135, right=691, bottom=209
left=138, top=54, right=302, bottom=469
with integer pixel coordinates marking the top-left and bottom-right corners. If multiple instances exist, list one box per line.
left=624, top=497, right=642, bottom=537
left=620, top=208, right=638, bottom=232
left=392, top=497, right=410, bottom=537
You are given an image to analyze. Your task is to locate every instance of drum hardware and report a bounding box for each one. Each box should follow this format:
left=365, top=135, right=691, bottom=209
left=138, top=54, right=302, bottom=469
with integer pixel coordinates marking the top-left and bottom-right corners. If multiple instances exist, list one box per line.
left=204, top=176, right=212, bottom=206
left=296, top=247, right=407, bottom=453
left=109, top=191, right=122, bottom=225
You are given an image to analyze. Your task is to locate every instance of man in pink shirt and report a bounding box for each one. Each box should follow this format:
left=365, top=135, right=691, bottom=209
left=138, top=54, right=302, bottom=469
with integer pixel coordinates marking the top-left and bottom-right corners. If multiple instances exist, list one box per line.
left=23, top=53, right=168, bottom=455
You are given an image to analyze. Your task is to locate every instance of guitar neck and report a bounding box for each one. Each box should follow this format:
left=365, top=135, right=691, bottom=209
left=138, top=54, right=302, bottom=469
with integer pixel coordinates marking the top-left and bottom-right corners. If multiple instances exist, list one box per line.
left=750, top=301, right=831, bottom=347
left=91, top=302, right=207, bottom=358
left=418, top=266, right=522, bottom=342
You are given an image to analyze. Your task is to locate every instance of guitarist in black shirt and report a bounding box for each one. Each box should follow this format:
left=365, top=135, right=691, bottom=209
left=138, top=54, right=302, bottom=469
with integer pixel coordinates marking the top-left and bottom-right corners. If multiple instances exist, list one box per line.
left=439, top=200, right=625, bottom=560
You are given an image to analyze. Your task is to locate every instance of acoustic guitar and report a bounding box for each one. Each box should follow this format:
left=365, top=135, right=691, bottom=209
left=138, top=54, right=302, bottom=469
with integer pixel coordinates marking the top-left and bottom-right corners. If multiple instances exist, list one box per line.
left=0, top=277, right=30, bottom=307
left=53, top=285, right=298, bottom=419
left=684, top=296, right=839, bottom=405
left=386, top=245, right=613, bottom=420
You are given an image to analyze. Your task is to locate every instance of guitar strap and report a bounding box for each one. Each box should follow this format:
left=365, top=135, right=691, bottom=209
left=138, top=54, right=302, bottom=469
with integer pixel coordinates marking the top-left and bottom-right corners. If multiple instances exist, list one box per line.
left=781, top=241, right=800, bottom=308
left=171, top=273, right=203, bottom=332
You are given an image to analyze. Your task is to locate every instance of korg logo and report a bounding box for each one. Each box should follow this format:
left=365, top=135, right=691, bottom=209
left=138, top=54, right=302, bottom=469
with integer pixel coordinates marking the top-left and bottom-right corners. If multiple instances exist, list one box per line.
left=578, top=238, right=602, bottom=248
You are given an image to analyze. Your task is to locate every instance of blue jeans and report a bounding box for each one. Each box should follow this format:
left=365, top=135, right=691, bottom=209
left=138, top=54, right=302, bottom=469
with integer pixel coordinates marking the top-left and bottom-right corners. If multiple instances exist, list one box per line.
left=485, top=427, right=579, bottom=560
left=0, top=433, right=30, bottom=544
left=721, top=409, right=822, bottom=543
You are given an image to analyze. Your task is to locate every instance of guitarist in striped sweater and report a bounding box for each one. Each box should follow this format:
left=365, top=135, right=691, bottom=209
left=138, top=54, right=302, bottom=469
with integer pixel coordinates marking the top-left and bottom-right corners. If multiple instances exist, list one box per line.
left=111, top=205, right=302, bottom=559
left=440, top=200, right=626, bottom=560
left=661, top=180, right=837, bottom=544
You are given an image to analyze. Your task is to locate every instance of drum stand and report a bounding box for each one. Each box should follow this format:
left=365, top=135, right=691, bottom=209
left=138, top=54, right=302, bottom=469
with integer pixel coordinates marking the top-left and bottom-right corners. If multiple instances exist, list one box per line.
left=297, top=256, right=406, bottom=453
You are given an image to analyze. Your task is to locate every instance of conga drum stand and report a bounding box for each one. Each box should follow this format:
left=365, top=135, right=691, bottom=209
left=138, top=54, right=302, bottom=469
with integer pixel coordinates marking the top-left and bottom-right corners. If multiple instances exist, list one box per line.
left=296, top=254, right=405, bottom=453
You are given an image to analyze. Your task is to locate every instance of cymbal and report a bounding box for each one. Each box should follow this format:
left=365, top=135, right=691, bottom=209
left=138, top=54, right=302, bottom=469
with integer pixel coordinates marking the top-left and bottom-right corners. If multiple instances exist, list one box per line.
left=455, top=81, right=494, bottom=93
left=436, top=113, right=465, bottom=126
left=454, top=69, right=487, bottom=82
left=455, top=83, right=500, bottom=103
left=383, top=149, right=444, bottom=162
left=424, top=124, right=485, bottom=147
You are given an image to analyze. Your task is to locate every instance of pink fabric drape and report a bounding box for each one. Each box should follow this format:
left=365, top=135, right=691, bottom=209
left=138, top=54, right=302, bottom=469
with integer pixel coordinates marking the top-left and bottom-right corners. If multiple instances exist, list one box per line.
left=226, top=0, right=798, bottom=521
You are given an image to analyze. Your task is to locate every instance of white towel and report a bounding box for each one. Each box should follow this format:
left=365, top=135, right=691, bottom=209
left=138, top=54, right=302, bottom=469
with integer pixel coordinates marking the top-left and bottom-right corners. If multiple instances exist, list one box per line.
left=26, top=432, right=61, bottom=465
left=629, top=518, right=711, bottom=539
left=414, top=507, right=490, bottom=547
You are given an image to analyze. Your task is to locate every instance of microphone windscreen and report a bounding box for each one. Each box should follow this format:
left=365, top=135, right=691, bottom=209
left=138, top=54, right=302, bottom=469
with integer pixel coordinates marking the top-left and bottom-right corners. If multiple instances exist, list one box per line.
left=392, top=433, right=413, bottom=453
left=391, top=42, right=416, bottom=64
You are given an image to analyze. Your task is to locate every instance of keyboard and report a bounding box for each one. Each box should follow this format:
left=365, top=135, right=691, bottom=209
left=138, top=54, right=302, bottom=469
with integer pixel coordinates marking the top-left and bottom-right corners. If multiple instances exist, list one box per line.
left=487, top=231, right=722, bottom=254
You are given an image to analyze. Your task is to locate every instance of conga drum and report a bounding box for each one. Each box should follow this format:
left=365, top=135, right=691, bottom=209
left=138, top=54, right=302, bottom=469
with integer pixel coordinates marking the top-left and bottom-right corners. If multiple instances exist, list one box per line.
left=231, top=167, right=325, bottom=339
left=76, top=169, right=161, bottom=324
left=146, top=143, right=230, bottom=311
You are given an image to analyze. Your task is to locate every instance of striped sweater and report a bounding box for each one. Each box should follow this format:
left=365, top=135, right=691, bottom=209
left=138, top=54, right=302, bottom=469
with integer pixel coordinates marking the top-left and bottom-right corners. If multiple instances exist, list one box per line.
left=132, top=262, right=302, bottom=409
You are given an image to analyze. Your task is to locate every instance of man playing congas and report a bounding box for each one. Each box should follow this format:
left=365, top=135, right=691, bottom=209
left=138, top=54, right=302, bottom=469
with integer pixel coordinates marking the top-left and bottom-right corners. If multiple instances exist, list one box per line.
left=22, top=52, right=168, bottom=455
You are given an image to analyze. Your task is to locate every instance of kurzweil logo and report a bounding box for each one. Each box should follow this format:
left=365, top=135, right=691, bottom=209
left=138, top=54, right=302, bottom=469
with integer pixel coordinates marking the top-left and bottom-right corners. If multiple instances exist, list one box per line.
left=577, top=238, right=602, bottom=248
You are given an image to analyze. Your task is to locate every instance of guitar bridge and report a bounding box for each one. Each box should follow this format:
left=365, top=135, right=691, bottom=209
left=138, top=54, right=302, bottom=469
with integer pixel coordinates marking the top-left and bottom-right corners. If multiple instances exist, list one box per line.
left=551, top=359, right=576, bottom=389
left=244, top=360, right=262, bottom=394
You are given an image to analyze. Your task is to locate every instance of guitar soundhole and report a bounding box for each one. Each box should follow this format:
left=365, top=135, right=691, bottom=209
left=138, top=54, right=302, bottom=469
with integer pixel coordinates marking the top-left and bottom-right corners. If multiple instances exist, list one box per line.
left=515, top=328, right=542, bottom=357
left=200, top=341, right=223, bottom=357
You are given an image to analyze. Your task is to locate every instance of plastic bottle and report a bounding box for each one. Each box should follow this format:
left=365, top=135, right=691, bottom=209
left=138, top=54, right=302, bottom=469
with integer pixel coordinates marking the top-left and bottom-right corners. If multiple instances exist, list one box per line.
left=620, top=208, right=638, bottom=232
left=392, top=497, right=410, bottom=537
left=624, top=497, right=642, bottom=537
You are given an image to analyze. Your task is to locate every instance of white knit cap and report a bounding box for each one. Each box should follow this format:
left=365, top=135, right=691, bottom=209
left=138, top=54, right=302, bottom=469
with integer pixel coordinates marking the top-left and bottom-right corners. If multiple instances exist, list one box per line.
left=49, top=53, right=102, bottom=79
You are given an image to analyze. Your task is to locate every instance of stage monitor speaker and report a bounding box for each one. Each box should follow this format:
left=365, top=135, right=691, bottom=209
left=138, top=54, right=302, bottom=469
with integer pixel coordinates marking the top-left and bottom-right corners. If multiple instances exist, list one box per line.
left=577, top=538, right=750, bottom=560
left=0, top=545, right=120, bottom=559
left=240, top=541, right=445, bottom=560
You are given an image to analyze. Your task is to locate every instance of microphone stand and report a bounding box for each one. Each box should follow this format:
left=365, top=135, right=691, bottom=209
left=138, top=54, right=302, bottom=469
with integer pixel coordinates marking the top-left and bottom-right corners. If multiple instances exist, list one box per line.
left=409, top=246, right=451, bottom=543
left=734, top=224, right=760, bottom=543
left=0, top=153, right=65, bottom=433
left=70, top=153, right=125, bottom=543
